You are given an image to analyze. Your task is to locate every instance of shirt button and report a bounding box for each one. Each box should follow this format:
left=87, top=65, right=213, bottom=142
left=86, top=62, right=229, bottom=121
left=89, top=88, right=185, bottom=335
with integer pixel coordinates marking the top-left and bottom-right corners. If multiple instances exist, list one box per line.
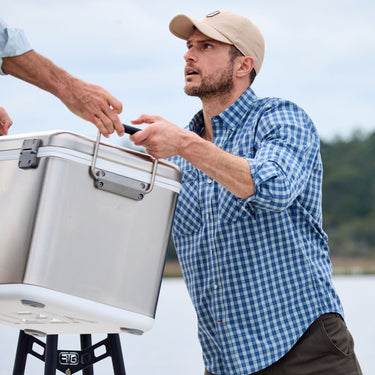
left=214, top=285, right=218, bottom=290
left=207, top=178, right=213, bottom=184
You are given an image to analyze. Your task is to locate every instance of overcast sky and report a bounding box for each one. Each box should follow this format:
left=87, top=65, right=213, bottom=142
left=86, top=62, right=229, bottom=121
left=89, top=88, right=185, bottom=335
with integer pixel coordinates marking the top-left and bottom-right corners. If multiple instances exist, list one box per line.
left=2, top=0, right=375, bottom=145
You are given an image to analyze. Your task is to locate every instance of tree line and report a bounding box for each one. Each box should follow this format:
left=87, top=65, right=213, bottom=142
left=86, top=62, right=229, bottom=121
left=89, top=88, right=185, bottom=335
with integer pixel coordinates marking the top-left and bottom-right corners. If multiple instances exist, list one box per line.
left=321, top=131, right=375, bottom=258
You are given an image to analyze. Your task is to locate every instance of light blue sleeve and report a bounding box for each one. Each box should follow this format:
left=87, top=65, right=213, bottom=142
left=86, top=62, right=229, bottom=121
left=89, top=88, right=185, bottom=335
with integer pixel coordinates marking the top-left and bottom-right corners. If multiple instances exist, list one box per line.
left=0, top=18, right=31, bottom=75
left=244, top=99, right=320, bottom=212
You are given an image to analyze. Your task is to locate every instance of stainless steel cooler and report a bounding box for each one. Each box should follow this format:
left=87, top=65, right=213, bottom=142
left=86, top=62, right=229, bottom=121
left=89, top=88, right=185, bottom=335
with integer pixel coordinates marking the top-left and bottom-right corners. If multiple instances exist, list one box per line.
left=0, top=130, right=181, bottom=336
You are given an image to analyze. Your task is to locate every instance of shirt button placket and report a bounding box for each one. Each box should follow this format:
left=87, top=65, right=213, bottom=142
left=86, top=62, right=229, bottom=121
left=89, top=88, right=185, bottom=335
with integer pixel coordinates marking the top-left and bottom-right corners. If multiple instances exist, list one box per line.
left=206, top=178, right=213, bottom=220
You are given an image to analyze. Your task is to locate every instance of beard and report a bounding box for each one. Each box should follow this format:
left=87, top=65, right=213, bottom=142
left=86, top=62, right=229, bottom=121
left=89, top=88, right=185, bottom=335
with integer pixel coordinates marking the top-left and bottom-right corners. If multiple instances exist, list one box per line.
left=184, top=64, right=234, bottom=99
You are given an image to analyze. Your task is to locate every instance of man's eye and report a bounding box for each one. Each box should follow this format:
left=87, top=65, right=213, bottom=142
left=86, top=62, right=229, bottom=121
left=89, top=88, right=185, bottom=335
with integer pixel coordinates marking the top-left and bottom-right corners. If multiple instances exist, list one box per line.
left=203, top=44, right=213, bottom=49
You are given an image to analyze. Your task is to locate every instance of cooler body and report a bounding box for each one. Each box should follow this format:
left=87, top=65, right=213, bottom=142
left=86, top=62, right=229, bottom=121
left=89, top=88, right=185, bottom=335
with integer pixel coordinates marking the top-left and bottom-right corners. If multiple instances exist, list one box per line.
left=0, top=131, right=181, bottom=335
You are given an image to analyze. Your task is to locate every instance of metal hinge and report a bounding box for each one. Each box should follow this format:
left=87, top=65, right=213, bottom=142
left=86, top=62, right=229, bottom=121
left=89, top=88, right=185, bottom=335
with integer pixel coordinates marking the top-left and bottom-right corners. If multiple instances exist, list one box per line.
left=18, top=138, right=42, bottom=169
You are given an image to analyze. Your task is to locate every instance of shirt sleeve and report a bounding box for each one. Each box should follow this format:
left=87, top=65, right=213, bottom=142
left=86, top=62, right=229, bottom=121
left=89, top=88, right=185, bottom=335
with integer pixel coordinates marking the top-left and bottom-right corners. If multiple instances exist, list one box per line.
left=244, top=99, right=320, bottom=212
left=0, top=18, right=31, bottom=75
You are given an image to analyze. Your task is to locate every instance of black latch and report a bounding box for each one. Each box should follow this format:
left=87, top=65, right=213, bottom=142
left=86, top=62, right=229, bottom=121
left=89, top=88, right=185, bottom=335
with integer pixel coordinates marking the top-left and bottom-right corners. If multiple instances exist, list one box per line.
left=18, top=138, right=42, bottom=169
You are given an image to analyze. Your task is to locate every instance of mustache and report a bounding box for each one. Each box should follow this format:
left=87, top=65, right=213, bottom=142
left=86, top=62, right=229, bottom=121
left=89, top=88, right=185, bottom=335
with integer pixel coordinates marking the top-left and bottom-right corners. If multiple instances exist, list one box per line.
left=185, top=63, right=201, bottom=74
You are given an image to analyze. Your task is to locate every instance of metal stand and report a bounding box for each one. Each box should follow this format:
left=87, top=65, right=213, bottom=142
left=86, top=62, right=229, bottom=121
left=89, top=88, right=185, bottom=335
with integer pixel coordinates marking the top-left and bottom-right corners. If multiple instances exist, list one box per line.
left=12, top=330, right=126, bottom=374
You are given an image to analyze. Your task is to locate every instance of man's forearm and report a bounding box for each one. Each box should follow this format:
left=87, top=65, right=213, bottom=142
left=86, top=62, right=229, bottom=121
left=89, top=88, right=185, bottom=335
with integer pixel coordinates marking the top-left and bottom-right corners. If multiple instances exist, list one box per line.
left=130, top=115, right=255, bottom=199
left=178, top=131, right=255, bottom=199
left=2, top=50, right=73, bottom=98
left=2, top=50, right=124, bottom=137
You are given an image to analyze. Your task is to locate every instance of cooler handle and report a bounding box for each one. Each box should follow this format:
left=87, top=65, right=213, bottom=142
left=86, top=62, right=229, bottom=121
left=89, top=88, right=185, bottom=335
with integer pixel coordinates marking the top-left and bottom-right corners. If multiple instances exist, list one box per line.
left=90, top=129, right=158, bottom=198
left=122, top=123, right=141, bottom=135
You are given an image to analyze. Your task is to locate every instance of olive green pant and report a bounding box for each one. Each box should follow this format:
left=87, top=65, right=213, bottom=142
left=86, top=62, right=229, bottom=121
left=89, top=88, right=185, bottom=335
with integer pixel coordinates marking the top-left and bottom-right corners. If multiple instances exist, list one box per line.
left=204, top=313, right=362, bottom=375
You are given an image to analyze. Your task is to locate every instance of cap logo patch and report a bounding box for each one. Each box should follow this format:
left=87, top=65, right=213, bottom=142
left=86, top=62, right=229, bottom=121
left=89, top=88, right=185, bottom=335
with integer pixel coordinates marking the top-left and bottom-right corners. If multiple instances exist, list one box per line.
left=206, top=10, right=220, bottom=18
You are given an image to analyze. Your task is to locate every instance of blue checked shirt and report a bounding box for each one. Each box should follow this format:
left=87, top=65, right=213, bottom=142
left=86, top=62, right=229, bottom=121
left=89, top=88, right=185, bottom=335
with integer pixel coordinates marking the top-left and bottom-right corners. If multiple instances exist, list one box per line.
left=170, top=87, right=343, bottom=374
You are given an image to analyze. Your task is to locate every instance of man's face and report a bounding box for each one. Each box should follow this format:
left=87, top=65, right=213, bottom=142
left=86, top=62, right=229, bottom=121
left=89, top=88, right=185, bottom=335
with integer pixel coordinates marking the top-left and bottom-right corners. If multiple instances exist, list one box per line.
left=184, top=29, right=235, bottom=99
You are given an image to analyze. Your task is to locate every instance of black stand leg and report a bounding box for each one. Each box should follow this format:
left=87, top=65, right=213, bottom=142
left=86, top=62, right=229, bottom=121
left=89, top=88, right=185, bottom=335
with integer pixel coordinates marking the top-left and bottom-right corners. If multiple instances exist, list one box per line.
left=108, top=334, right=126, bottom=375
left=13, top=330, right=45, bottom=375
left=80, top=334, right=94, bottom=375
left=12, top=330, right=126, bottom=375
left=13, top=330, right=31, bottom=375
left=44, top=335, right=58, bottom=375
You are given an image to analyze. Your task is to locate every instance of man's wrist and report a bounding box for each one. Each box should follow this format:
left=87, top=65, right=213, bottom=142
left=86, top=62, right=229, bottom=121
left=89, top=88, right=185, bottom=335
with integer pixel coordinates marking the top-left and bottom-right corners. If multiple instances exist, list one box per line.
left=53, top=71, right=78, bottom=103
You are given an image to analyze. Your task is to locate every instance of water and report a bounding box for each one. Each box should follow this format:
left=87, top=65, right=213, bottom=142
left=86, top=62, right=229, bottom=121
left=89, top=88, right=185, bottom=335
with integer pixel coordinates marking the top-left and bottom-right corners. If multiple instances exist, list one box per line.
left=0, top=276, right=373, bottom=374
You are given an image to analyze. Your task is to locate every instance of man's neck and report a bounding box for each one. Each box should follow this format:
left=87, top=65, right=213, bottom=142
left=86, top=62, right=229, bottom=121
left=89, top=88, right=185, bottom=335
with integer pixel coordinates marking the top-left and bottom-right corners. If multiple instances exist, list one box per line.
left=201, top=86, right=247, bottom=141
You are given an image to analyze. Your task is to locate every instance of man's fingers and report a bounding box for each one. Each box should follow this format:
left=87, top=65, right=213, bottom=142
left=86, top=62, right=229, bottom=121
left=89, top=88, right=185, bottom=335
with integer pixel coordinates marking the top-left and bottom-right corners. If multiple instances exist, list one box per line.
left=0, top=107, right=13, bottom=135
left=108, top=96, right=123, bottom=115
left=129, top=114, right=165, bottom=144
left=99, top=105, right=124, bottom=137
left=131, top=114, right=161, bottom=125
left=129, top=126, right=152, bottom=145
left=92, top=115, right=110, bottom=138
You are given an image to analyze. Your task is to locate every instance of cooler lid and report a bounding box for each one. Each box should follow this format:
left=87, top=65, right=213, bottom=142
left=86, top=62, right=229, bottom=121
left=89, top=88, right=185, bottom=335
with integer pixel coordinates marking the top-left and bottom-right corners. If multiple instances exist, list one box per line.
left=0, top=130, right=181, bottom=193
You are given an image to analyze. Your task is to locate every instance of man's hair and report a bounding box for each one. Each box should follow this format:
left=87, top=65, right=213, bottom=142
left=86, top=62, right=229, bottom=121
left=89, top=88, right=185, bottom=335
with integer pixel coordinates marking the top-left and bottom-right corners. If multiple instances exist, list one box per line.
left=229, top=45, right=256, bottom=86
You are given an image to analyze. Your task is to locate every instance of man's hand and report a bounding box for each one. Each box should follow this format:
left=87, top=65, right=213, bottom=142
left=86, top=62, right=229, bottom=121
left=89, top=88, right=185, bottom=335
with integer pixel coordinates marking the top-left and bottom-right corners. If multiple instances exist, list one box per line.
left=0, top=107, right=13, bottom=135
left=2, top=51, right=124, bottom=138
left=61, top=78, right=124, bottom=138
left=130, top=114, right=186, bottom=158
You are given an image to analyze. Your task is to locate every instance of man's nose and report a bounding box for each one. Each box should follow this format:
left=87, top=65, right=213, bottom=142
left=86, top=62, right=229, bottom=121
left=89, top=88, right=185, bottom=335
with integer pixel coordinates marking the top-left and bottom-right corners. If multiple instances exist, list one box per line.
left=184, top=48, right=198, bottom=62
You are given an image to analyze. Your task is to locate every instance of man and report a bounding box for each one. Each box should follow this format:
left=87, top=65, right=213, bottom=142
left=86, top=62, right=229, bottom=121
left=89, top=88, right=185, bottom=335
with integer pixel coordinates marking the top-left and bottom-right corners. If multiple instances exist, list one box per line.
left=0, top=18, right=123, bottom=137
left=130, top=11, right=362, bottom=375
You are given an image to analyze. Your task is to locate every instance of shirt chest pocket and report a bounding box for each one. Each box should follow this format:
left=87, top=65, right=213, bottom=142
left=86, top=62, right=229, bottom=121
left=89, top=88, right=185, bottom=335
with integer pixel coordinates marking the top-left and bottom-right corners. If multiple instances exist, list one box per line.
left=172, top=168, right=202, bottom=237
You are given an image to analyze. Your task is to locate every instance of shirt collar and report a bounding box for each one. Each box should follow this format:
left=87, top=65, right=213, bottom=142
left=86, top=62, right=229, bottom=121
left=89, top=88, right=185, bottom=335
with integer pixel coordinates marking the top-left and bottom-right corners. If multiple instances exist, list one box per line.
left=215, top=87, right=258, bottom=132
left=188, top=87, right=258, bottom=135
left=189, top=110, right=205, bottom=135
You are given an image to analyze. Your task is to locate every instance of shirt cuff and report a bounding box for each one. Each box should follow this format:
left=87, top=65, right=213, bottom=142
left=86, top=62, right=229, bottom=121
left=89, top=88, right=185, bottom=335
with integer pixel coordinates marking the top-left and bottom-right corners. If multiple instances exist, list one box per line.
left=0, top=28, right=31, bottom=75
left=237, top=159, right=260, bottom=211
left=241, top=158, right=287, bottom=211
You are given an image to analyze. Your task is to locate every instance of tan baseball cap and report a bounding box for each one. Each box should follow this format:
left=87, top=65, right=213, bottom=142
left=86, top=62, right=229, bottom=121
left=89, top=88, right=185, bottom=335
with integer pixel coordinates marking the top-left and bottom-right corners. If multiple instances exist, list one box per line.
left=169, top=10, right=265, bottom=75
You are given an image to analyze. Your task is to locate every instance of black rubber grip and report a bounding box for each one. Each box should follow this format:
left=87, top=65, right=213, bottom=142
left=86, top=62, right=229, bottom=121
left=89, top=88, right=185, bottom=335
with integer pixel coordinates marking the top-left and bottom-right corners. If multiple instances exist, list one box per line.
left=122, top=123, right=141, bottom=135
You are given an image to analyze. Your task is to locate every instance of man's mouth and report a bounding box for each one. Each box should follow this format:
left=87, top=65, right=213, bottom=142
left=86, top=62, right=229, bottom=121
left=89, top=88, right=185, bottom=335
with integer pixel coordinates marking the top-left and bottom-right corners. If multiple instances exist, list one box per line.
left=185, top=67, right=199, bottom=76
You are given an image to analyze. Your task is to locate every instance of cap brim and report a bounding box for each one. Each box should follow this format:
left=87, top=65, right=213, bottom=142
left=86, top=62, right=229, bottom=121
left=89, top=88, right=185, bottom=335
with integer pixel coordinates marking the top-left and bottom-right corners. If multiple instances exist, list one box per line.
left=169, top=14, right=232, bottom=45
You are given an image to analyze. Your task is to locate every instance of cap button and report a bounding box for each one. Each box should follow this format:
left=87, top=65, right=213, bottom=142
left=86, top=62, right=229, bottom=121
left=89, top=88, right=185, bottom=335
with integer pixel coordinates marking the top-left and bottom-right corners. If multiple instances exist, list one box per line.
left=206, top=10, right=220, bottom=18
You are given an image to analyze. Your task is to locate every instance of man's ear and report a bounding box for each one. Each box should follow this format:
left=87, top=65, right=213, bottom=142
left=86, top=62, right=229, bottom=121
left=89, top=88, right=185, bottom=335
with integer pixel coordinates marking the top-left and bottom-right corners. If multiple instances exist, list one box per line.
left=236, top=56, right=254, bottom=78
